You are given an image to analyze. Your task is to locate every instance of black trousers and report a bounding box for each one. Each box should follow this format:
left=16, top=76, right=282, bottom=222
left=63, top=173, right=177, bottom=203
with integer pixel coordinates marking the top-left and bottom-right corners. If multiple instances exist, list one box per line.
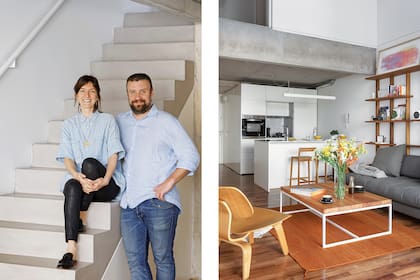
left=63, top=157, right=120, bottom=242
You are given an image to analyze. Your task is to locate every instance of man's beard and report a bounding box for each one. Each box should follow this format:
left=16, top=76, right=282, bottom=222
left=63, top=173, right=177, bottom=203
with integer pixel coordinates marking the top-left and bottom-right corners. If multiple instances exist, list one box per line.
left=130, top=100, right=152, bottom=115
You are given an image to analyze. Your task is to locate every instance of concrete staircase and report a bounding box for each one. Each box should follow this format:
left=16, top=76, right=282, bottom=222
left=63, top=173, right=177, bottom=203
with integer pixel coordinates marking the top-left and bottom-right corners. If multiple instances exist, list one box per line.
left=0, top=10, right=196, bottom=280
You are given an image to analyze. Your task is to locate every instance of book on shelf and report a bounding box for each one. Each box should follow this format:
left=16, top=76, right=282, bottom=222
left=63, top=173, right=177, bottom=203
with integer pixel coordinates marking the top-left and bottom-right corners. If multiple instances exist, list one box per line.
left=290, top=187, right=326, bottom=197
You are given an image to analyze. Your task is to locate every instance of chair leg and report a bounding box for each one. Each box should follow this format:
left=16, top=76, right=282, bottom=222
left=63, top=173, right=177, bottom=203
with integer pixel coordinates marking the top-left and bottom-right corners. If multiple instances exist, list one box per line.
left=239, top=242, right=252, bottom=280
left=248, top=232, right=255, bottom=244
left=307, top=161, right=311, bottom=184
left=269, top=223, right=289, bottom=255
left=289, top=158, right=293, bottom=186
left=297, top=159, right=301, bottom=185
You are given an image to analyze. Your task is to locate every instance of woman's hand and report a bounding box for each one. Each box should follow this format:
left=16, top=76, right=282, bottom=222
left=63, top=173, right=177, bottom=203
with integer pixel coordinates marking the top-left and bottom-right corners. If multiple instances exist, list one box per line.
left=77, top=173, right=95, bottom=194
left=91, top=177, right=109, bottom=192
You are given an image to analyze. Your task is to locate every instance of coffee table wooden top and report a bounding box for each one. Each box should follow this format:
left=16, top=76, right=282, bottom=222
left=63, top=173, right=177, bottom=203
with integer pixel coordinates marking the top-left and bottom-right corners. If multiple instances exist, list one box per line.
left=281, top=183, right=392, bottom=214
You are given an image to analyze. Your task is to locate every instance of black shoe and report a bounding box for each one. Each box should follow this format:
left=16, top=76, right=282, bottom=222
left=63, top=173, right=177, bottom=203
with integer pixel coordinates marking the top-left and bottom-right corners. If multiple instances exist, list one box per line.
left=57, top=252, right=77, bottom=269
left=78, top=219, right=86, bottom=233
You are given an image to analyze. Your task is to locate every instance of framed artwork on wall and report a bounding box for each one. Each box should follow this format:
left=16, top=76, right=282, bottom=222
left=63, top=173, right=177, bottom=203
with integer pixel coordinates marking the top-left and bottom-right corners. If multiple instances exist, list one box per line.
left=377, top=37, right=420, bottom=74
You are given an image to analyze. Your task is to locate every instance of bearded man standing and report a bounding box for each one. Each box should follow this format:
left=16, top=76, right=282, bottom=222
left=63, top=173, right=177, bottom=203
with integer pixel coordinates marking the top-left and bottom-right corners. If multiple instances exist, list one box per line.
left=116, top=73, right=199, bottom=280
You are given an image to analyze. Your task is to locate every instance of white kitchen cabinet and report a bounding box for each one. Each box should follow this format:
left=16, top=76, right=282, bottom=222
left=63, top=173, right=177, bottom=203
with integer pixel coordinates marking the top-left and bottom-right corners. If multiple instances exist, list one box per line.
left=266, top=101, right=290, bottom=116
left=266, top=86, right=289, bottom=102
left=293, top=101, right=317, bottom=139
left=241, top=83, right=266, bottom=115
left=240, top=139, right=255, bottom=174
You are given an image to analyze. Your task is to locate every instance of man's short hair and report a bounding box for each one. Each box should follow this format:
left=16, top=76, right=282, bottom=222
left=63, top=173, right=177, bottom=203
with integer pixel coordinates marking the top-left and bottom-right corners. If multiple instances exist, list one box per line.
left=126, top=73, right=153, bottom=90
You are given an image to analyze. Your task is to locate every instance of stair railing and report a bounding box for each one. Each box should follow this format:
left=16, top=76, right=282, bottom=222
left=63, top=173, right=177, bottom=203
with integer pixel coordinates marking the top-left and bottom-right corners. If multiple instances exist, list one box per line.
left=0, top=0, right=65, bottom=78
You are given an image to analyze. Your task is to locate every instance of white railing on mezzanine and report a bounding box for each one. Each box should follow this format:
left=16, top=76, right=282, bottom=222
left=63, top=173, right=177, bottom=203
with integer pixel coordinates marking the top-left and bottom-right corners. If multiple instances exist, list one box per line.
left=0, top=0, right=65, bottom=79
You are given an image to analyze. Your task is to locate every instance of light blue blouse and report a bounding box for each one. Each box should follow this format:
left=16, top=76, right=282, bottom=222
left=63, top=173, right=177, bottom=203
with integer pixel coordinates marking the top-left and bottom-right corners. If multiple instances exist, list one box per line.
left=116, top=105, right=200, bottom=211
left=56, top=111, right=126, bottom=200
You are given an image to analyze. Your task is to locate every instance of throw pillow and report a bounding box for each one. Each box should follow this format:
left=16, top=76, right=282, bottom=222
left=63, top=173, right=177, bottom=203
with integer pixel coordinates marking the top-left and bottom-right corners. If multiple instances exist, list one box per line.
left=400, top=155, right=420, bottom=179
left=371, top=144, right=406, bottom=177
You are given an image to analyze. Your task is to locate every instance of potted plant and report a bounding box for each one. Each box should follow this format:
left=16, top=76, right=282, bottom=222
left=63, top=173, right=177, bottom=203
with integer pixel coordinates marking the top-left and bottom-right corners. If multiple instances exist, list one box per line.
left=330, top=129, right=339, bottom=140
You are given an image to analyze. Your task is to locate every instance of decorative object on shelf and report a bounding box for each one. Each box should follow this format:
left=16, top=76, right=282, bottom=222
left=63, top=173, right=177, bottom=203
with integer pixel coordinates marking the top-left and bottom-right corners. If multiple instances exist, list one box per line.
left=378, top=106, right=389, bottom=120
left=315, top=138, right=366, bottom=199
left=377, top=37, right=420, bottom=74
left=390, top=104, right=406, bottom=120
left=414, top=110, right=420, bottom=119
left=388, top=84, right=406, bottom=96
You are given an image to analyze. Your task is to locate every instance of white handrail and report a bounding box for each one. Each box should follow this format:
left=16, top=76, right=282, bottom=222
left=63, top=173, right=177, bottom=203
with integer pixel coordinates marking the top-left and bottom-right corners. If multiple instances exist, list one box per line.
left=0, top=0, right=65, bottom=78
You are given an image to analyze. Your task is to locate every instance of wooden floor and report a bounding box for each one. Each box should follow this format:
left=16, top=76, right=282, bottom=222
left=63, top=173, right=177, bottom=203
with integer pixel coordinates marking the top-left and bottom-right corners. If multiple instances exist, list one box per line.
left=219, top=164, right=420, bottom=280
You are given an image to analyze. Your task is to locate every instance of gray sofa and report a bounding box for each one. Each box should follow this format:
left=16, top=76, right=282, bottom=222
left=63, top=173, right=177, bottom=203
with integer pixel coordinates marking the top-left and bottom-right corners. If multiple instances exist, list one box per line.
left=347, top=145, right=420, bottom=220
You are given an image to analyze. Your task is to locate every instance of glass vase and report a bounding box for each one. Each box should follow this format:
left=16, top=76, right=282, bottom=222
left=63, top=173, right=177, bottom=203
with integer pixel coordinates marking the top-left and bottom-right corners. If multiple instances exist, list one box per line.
left=334, top=165, right=346, bottom=200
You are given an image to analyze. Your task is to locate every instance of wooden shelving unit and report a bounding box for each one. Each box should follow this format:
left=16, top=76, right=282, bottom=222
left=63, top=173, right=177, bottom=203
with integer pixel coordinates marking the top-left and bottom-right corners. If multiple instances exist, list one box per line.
left=365, top=66, right=420, bottom=154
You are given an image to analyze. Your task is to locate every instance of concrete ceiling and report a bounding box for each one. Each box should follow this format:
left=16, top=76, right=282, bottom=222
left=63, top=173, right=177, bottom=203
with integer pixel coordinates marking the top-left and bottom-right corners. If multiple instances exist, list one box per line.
left=219, top=18, right=376, bottom=94
left=219, top=57, right=350, bottom=93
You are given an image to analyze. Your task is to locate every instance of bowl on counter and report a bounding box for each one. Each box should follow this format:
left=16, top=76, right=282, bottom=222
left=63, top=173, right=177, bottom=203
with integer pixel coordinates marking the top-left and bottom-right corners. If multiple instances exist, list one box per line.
left=314, top=135, right=322, bottom=140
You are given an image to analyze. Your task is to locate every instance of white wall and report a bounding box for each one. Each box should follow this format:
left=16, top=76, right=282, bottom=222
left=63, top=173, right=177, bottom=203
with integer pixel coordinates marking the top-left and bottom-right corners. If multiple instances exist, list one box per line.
left=0, top=0, right=56, bottom=65
left=270, top=0, right=377, bottom=47
left=377, top=0, right=420, bottom=49
left=317, top=74, right=377, bottom=163
left=318, top=1, right=420, bottom=160
left=0, top=0, right=149, bottom=194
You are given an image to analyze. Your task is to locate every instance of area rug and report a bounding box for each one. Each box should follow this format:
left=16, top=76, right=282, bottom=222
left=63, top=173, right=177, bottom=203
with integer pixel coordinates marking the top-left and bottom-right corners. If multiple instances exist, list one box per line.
left=282, top=210, right=420, bottom=272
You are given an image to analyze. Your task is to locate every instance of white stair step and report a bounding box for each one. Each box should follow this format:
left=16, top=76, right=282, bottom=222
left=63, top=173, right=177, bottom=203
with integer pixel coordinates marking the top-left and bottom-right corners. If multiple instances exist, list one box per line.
left=114, top=25, right=194, bottom=43
left=0, top=253, right=92, bottom=280
left=0, top=193, right=117, bottom=230
left=99, top=79, right=175, bottom=100
left=32, top=143, right=61, bottom=169
left=15, top=167, right=65, bottom=196
left=0, top=221, right=101, bottom=262
left=103, top=42, right=195, bottom=61
left=47, top=120, right=63, bottom=143
left=90, top=60, right=186, bottom=80
left=124, top=12, right=195, bottom=27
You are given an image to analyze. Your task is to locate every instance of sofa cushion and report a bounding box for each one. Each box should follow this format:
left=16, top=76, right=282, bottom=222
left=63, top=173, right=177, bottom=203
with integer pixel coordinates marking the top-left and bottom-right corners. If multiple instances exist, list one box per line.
left=348, top=172, right=420, bottom=209
left=371, top=144, right=406, bottom=177
left=400, top=155, right=420, bottom=179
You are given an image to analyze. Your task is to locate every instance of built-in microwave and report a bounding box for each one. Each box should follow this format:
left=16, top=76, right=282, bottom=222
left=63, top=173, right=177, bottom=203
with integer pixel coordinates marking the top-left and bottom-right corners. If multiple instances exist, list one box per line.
left=242, top=115, right=265, bottom=136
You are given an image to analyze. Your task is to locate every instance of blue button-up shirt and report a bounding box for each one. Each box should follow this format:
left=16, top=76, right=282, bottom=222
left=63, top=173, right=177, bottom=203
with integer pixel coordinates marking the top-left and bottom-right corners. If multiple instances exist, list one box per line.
left=116, top=105, right=200, bottom=211
left=56, top=111, right=126, bottom=200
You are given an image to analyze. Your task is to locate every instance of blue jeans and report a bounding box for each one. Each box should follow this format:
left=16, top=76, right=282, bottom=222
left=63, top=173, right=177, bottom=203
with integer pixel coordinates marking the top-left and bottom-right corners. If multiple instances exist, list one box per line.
left=121, top=199, right=180, bottom=280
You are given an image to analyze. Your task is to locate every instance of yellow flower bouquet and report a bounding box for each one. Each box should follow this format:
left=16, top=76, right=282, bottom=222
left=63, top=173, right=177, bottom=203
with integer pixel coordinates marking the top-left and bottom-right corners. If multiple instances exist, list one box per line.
left=315, top=138, right=366, bottom=199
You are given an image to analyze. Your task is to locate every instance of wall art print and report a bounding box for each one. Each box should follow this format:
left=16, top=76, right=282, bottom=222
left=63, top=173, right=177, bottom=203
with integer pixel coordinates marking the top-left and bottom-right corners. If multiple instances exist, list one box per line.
left=377, top=37, right=420, bottom=74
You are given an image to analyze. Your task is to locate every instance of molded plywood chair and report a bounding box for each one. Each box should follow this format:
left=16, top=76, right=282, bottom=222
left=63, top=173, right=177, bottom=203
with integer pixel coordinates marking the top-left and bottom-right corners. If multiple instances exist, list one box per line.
left=219, top=200, right=252, bottom=280
left=219, top=186, right=291, bottom=254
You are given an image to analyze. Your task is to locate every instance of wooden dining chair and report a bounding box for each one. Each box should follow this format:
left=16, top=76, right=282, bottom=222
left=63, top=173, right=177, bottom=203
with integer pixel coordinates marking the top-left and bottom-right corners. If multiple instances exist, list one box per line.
left=219, top=186, right=291, bottom=254
left=219, top=200, right=252, bottom=280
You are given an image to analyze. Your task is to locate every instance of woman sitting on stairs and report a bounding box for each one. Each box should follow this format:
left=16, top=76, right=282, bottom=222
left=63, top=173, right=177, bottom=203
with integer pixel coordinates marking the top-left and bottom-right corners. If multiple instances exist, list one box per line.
left=55, top=75, right=125, bottom=269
